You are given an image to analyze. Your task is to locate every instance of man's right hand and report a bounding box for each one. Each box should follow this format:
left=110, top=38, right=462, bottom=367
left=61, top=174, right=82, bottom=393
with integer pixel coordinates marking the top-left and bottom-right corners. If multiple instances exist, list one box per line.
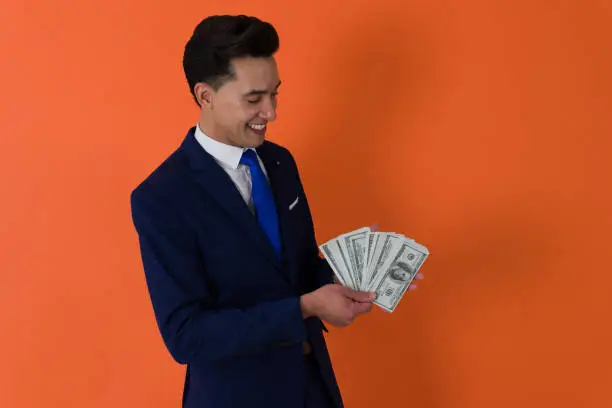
left=300, top=284, right=376, bottom=327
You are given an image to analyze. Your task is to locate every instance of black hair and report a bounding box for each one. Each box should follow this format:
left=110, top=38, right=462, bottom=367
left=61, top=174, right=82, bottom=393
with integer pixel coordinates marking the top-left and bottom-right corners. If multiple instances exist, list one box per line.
left=183, top=15, right=280, bottom=106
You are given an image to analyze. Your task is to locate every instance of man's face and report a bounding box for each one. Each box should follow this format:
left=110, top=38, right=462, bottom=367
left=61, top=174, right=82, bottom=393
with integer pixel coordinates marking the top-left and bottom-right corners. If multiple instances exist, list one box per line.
left=204, top=56, right=280, bottom=148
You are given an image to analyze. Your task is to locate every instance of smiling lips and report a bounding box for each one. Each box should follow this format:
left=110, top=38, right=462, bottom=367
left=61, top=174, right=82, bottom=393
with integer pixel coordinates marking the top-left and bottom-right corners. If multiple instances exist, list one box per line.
left=248, top=123, right=267, bottom=134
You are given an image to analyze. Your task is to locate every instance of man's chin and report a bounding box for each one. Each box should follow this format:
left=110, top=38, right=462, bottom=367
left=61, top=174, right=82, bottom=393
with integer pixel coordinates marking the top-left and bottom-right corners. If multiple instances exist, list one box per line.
left=244, top=130, right=266, bottom=148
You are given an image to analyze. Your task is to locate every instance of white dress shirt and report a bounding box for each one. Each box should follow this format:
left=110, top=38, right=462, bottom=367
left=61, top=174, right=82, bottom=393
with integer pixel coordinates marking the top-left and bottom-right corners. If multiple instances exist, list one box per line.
left=194, top=124, right=270, bottom=214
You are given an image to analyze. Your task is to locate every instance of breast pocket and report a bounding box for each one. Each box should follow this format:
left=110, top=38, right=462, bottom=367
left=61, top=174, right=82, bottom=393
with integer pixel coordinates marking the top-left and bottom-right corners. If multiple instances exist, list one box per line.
left=288, top=194, right=300, bottom=211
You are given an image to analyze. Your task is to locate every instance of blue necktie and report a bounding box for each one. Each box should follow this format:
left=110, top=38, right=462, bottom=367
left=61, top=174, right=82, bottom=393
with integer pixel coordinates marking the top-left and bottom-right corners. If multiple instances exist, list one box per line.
left=240, top=149, right=282, bottom=259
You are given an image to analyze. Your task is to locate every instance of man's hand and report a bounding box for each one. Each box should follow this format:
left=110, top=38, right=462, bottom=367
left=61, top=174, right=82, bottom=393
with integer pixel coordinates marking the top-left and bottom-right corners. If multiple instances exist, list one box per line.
left=300, top=284, right=375, bottom=327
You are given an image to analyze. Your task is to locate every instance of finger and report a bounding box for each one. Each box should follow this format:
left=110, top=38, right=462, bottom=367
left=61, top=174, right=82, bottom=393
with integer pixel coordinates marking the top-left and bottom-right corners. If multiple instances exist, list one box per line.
left=348, top=291, right=376, bottom=303
left=343, top=312, right=356, bottom=326
left=356, top=302, right=373, bottom=314
left=350, top=301, right=372, bottom=318
left=343, top=287, right=376, bottom=303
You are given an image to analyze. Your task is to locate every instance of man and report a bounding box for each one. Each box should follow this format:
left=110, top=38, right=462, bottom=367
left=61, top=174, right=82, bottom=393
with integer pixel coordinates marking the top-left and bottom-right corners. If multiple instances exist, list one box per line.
left=130, top=15, right=377, bottom=408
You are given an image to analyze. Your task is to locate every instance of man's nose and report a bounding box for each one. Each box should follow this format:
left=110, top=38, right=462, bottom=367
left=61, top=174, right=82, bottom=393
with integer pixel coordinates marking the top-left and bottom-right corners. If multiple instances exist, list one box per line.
left=259, top=99, right=277, bottom=122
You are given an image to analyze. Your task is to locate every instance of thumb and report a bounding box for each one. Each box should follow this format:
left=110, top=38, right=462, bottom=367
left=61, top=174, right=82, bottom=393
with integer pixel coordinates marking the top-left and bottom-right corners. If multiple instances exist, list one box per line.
left=343, top=287, right=376, bottom=303
left=354, top=301, right=373, bottom=315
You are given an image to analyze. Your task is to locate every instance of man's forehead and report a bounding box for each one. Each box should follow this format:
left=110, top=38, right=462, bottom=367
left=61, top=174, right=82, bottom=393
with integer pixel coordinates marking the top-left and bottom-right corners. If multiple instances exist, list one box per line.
left=230, top=57, right=279, bottom=88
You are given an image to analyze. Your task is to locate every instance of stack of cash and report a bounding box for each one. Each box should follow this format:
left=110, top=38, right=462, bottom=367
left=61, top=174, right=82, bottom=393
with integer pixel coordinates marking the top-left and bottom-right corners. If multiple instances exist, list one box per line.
left=319, top=227, right=430, bottom=312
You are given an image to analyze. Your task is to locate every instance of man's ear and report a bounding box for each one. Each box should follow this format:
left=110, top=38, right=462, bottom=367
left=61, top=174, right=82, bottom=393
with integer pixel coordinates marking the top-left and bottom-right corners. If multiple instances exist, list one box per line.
left=194, top=82, right=214, bottom=109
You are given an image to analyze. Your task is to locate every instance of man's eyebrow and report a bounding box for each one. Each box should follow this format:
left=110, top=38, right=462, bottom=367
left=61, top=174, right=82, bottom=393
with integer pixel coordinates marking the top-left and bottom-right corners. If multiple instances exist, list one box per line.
left=244, top=81, right=282, bottom=97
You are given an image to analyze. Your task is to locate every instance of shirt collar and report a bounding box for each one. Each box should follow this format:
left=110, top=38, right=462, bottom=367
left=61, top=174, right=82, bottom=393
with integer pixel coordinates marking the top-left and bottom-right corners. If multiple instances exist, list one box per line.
left=194, top=123, right=252, bottom=170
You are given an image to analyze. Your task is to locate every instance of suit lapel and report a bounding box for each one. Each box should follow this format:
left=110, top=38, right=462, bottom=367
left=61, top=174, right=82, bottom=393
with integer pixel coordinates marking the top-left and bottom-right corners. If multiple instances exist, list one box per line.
left=256, top=143, right=299, bottom=285
left=179, top=128, right=284, bottom=276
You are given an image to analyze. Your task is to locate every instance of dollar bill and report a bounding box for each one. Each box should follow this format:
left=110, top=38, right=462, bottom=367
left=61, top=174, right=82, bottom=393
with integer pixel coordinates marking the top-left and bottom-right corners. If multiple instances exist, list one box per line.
left=321, top=227, right=430, bottom=312
left=341, top=227, right=370, bottom=290
left=335, top=235, right=357, bottom=289
left=364, top=232, right=383, bottom=286
left=372, top=240, right=429, bottom=312
left=363, top=232, right=379, bottom=290
left=366, top=233, right=403, bottom=291
left=320, top=241, right=347, bottom=286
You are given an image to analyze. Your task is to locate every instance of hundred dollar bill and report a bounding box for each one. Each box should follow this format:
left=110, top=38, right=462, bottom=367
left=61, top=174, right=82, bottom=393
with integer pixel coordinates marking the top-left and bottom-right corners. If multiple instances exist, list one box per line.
left=341, top=227, right=370, bottom=290
left=320, top=240, right=350, bottom=287
left=365, top=232, right=417, bottom=290
left=366, top=233, right=403, bottom=291
left=367, top=232, right=391, bottom=290
left=335, top=236, right=357, bottom=289
left=372, top=240, right=429, bottom=312
left=363, top=232, right=379, bottom=290
left=364, top=232, right=387, bottom=290
left=389, top=232, right=416, bottom=244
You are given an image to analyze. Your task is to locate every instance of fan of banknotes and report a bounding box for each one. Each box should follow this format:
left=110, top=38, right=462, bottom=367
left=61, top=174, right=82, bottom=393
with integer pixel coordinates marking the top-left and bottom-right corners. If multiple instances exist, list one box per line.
left=319, top=227, right=430, bottom=312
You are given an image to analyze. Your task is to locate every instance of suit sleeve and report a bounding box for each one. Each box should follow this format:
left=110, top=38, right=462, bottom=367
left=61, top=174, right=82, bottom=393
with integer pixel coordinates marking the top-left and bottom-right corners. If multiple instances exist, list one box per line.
left=285, top=151, right=335, bottom=290
left=130, top=188, right=307, bottom=364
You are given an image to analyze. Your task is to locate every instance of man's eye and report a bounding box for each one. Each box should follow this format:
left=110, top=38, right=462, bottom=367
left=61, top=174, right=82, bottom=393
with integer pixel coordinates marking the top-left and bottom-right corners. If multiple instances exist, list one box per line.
left=247, top=93, right=278, bottom=104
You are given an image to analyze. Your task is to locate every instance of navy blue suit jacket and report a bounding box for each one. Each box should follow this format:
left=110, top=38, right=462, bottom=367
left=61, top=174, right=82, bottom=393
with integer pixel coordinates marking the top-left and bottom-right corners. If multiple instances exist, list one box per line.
left=130, top=127, right=343, bottom=408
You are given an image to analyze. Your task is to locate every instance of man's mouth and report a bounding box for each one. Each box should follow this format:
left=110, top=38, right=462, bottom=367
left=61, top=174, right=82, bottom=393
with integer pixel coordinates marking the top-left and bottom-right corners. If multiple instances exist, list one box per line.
left=247, top=123, right=267, bottom=135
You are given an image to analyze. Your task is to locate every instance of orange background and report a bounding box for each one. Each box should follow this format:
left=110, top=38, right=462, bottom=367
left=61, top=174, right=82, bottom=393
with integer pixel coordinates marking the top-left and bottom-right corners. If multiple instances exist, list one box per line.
left=1, top=1, right=611, bottom=407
